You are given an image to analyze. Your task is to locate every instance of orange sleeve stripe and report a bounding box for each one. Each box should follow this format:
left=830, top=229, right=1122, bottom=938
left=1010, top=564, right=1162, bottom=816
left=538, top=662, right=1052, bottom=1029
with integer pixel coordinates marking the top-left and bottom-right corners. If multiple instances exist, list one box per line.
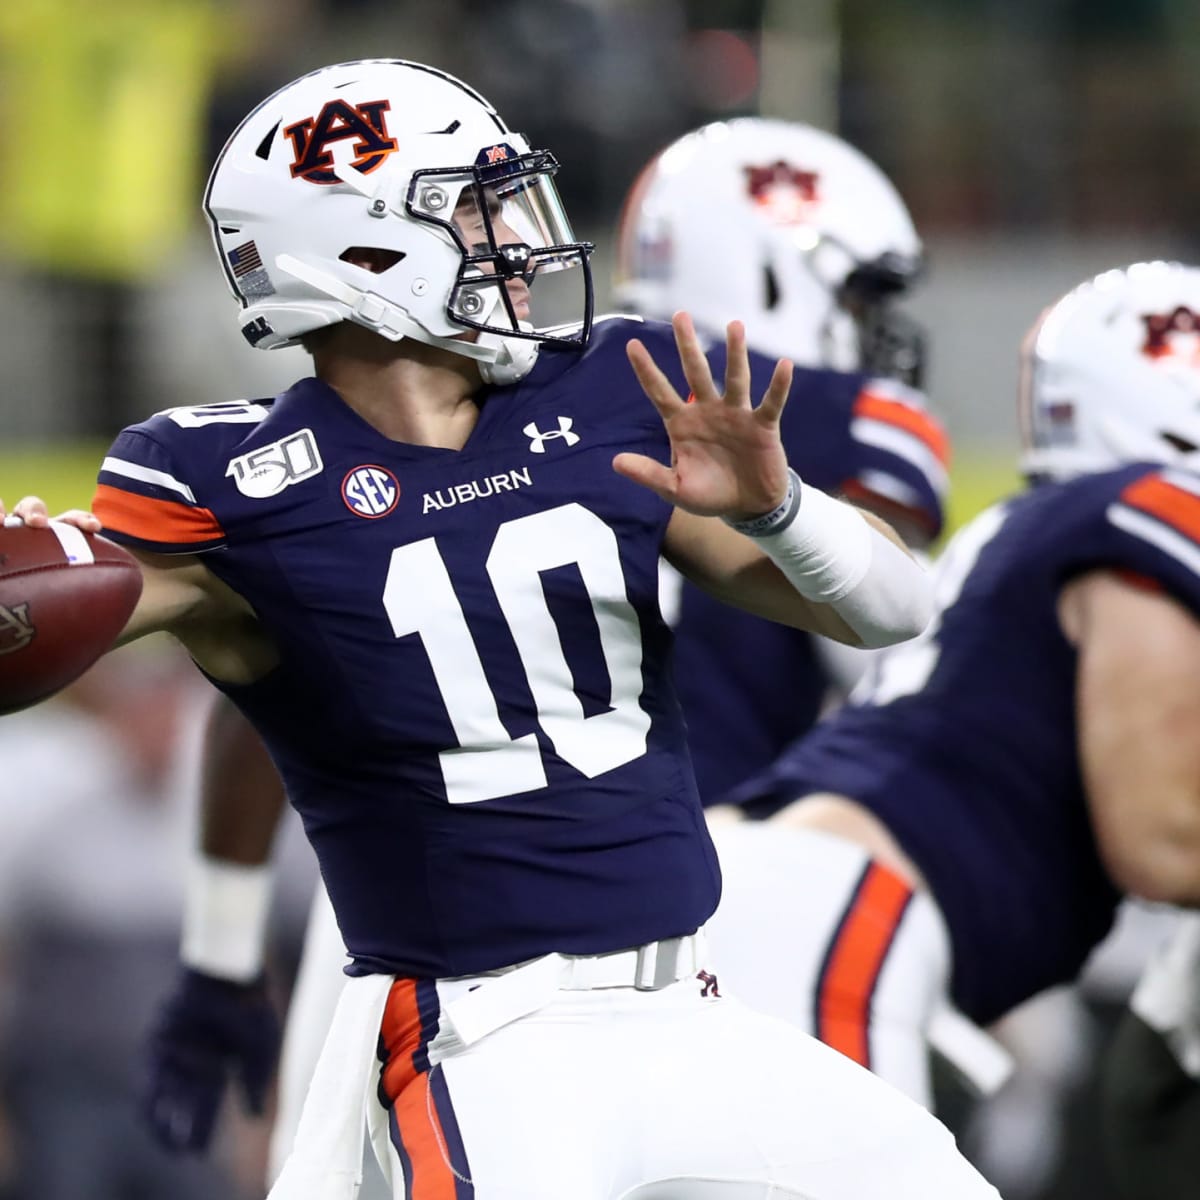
left=816, top=863, right=913, bottom=1069
left=91, top=483, right=224, bottom=546
left=854, top=393, right=951, bottom=466
left=1120, top=474, right=1200, bottom=545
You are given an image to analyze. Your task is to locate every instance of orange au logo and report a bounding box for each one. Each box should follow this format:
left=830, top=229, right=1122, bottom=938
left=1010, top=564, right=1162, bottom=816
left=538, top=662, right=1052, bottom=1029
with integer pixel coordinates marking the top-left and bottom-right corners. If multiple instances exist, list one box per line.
left=285, top=99, right=398, bottom=185
left=483, top=144, right=510, bottom=165
left=743, top=161, right=820, bottom=226
left=1142, top=307, right=1200, bottom=364
left=0, top=602, right=35, bottom=656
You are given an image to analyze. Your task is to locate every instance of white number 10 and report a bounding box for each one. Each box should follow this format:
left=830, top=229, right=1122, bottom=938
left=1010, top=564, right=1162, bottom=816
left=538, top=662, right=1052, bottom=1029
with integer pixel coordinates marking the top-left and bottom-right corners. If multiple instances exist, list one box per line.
left=382, top=503, right=651, bottom=804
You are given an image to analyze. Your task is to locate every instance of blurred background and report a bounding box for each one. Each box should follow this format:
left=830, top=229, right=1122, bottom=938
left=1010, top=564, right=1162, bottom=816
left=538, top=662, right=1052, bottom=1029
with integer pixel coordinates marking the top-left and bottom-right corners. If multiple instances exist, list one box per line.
left=1, top=1, right=1198, bottom=1197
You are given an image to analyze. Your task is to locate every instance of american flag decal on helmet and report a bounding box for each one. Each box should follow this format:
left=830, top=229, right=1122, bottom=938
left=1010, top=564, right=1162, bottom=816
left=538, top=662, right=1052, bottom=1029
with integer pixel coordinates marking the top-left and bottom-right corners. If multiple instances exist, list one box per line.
left=229, top=241, right=264, bottom=278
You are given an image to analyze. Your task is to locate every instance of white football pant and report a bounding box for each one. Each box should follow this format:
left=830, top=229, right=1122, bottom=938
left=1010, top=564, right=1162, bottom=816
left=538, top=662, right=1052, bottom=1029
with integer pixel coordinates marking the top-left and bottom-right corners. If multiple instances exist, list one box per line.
left=705, top=822, right=951, bottom=1107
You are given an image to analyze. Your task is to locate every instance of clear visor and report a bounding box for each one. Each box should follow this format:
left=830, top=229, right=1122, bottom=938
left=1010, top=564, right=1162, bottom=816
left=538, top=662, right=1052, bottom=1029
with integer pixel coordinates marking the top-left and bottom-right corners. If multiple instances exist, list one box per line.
left=408, top=152, right=593, bottom=348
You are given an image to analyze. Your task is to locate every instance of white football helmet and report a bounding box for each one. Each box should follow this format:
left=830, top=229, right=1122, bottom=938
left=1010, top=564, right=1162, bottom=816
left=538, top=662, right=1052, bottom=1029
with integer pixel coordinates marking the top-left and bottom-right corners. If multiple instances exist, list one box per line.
left=204, top=59, right=594, bottom=381
left=1018, top=261, right=1200, bottom=480
left=613, top=118, right=925, bottom=383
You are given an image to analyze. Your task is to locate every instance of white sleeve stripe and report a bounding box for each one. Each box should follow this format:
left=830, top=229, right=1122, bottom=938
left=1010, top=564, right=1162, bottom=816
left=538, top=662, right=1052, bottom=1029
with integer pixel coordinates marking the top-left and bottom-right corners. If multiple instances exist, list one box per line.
left=849, top=418, right=950, bottom=496
left=1161, top=469, right=1200, bottom=499
left=100, top=456, right=196, bottom=504
left=861, top=378, right=926, bottom=407
left=47, top=521, right=95, bottom=565
left=1107, top=503, right=1200, bottom=576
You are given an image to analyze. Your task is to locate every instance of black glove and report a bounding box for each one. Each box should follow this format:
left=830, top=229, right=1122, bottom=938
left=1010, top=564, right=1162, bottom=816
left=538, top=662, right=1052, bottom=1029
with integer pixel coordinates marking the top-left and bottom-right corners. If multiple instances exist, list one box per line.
left=142, top=967, right=282, bottom=1153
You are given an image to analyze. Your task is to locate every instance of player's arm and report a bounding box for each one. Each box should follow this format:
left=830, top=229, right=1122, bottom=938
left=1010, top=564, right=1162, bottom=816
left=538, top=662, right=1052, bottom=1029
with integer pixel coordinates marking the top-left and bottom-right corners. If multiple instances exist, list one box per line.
left=0, top=497, right=210, bottom=642
left=619, top=314, right=933, bottom=649
left=144, top=690, right=286, bottom=1155
left=1, top=497, right=272, bottom=682
left=1059, top=569, right=1200, bottom=904
left=662, top=504, right=921, bottom=647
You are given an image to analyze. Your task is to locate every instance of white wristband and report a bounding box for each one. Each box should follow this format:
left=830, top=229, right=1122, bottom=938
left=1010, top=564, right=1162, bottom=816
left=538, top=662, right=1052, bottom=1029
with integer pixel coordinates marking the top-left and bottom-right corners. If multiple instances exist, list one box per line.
left=752, top=481, right=934, bottom=648
left=181, top=855, right=274, bottom=983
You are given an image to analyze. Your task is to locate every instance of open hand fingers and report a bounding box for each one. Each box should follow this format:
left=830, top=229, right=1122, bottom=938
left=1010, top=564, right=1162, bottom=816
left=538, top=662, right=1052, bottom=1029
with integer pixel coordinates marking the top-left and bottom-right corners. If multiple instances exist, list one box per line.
left=627, top=338, right=687, bottom=420
left=722, top=320, right=752, bottom=407
left=612, top=451, right=678, bottom=504
left=755, top=357, right=794, bottom=426
left=670, top=312, right=719, bottom=404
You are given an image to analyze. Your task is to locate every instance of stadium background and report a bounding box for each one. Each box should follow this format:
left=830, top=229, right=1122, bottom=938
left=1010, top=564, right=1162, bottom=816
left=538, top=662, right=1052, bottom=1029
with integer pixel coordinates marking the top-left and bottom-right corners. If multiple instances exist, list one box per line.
left=0, top=2, right=1196, bottom=1198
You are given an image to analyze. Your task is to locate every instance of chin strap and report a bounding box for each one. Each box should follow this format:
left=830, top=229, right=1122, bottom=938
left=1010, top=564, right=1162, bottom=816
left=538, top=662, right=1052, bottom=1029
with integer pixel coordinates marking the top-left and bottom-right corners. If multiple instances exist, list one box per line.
left=477, top=330, right=540, bottom=384
left=273, top=254, right=495, bottom=362
left=274, top=252, right=541, bottom=383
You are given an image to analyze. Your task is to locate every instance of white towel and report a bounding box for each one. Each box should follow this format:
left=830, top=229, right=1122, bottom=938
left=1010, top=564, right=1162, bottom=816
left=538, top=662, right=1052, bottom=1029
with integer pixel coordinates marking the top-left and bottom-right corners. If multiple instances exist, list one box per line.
left=268, top=973, right=393, bottom=1200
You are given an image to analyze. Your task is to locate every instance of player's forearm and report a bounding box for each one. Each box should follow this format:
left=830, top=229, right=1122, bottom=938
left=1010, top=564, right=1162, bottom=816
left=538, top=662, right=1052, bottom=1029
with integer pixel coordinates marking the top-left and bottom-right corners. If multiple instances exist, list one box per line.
left=198, top=691, right=288, bottom=863
left=182, top=693, right=287, bottom=982
left=731, top=474, right=934, bottom=649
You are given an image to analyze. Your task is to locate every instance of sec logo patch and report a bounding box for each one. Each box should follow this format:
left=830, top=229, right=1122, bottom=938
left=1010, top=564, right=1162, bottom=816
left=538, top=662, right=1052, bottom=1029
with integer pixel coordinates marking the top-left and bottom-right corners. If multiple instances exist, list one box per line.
left=342, top=465, right=399, bottom=518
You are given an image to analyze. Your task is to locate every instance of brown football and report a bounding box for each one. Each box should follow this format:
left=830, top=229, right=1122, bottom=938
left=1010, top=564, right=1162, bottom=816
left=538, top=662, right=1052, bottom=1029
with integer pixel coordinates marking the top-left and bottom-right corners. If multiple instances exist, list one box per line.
left=0, top=523, right=143, bottom=715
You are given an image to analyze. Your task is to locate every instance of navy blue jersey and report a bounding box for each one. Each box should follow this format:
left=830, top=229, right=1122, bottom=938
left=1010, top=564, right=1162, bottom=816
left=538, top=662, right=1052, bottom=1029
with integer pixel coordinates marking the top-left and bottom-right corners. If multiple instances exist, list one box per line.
left=725, top=464, right=1200, bottom=1023
left=672, top=360, right=948, bottom=805
left=94, top=316, right=727, bottom=978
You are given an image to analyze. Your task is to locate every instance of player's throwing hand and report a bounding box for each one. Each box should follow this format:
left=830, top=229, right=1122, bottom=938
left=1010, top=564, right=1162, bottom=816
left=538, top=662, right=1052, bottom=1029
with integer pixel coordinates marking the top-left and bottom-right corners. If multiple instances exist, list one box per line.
left=615, top=311, right=794, bottom=522
left=0, top=495, right=101, bottom=532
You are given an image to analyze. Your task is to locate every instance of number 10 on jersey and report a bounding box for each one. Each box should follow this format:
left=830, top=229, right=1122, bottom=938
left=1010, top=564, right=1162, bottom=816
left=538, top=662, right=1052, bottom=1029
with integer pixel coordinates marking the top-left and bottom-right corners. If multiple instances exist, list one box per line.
left=381, top=503, right=652, bottom=803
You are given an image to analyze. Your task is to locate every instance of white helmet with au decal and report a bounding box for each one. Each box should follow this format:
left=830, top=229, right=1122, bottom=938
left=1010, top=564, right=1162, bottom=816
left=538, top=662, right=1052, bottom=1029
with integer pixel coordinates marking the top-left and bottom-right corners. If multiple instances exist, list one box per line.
left=1019, top=261, right=1200, bottom=480
left=613, top=117, right=926, bottom=385
left=204, top=58, right=594, bottom=382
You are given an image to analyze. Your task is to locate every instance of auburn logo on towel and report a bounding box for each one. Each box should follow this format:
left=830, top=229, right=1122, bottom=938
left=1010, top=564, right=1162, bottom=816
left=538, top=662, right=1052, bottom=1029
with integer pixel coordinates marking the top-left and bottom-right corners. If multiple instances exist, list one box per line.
left=284, top=99, right=399, bottom=185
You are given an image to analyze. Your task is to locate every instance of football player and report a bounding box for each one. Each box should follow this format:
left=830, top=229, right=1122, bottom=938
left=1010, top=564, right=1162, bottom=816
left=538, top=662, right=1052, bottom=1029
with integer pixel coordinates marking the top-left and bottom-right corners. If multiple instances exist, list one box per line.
left=2, top=59, right=1005, bottom=1200
left=703, top=261, right=1200, bottom=1111
left=142, top=115, right=955, bottom=1185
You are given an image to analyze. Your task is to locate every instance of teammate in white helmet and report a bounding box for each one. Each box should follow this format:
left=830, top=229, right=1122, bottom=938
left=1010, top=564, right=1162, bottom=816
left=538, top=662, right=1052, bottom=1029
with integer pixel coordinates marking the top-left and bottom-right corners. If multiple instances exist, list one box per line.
left=704, top=261, right=1200, bottom=1114
left=3, top=59, right=1004, bottom=1200
left=614, top=117, right=926, bottom=386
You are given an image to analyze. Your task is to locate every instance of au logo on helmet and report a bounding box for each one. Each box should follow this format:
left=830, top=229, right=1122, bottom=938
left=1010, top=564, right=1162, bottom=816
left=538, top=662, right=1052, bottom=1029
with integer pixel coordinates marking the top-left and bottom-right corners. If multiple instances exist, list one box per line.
left=743, top=161, right=820, bottom=225
left=1142, top=307, right=1200, bottom=363
left=284, top=99, right=399, bottom=185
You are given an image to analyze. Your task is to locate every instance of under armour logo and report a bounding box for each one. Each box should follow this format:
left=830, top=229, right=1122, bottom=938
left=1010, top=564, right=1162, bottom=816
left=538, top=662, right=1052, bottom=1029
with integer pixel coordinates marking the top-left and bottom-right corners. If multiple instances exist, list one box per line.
left=499, top=243, right=534, bottom=280
left=697, top=970, right=720, bottom=998
left=524, top=417, right=581, bottom=454
left=0, top=602, right=35, bottom=656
